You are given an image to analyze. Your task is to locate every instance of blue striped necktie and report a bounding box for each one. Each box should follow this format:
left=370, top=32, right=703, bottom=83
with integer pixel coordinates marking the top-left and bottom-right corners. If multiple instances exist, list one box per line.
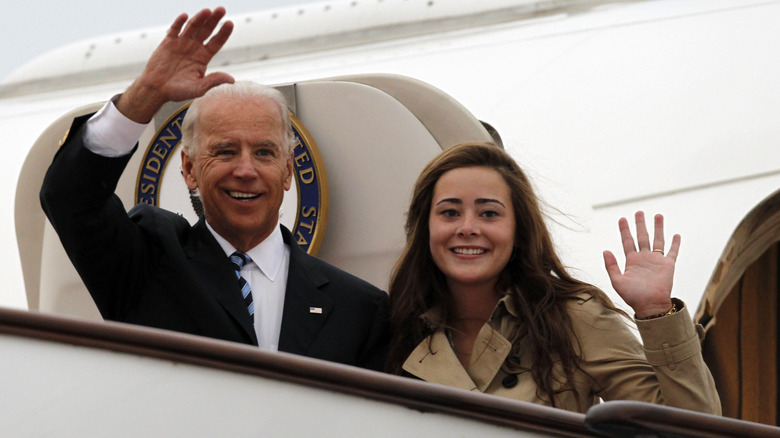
left=229, top=251, right=255, bottom=321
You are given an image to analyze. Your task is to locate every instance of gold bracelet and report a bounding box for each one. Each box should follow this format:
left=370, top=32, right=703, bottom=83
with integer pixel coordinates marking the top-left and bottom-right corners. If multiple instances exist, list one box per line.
left=636, top=303, right=677, bottom=321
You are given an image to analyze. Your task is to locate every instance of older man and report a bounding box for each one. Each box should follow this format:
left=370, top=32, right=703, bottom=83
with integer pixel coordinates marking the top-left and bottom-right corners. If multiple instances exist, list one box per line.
left=40, top=8, right=388, bottom=370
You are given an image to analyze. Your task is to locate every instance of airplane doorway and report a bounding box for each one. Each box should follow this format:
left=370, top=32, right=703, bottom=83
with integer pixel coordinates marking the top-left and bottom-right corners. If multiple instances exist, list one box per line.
left=697, top=189, right=780, bottom=425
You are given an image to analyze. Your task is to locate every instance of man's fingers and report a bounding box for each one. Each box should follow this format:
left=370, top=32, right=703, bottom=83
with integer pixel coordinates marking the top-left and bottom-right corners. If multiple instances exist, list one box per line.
left=173, top=8, right=232, bottom=55
left=181, top=8, right=215, bottom=40
left=202, top=6, right=228, bottom=36
left=200, top=72, right=236, bottom=94
left=167, top=13, right=188, bottom=37
left=206, top=20, right=234, bottom=54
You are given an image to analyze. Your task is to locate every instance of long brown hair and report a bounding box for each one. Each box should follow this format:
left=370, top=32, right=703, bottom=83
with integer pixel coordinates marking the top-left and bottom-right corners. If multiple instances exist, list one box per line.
left=386, top=142, right=619, bottom=406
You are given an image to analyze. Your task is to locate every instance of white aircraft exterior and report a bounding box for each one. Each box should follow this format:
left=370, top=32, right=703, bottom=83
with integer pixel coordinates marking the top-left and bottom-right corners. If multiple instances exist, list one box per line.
left=2, top=0, right=778, bottom=312
left=0, top=0, right=779, bottom=434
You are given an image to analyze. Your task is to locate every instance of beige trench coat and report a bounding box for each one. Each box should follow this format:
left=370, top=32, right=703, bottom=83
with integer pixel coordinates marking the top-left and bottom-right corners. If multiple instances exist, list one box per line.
left=402, top=294, right=721, bottom=414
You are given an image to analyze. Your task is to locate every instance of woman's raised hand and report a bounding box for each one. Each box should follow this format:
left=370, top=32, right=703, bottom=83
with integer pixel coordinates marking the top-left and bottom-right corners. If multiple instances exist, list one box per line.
left=603, top=211, right=679, bottom=319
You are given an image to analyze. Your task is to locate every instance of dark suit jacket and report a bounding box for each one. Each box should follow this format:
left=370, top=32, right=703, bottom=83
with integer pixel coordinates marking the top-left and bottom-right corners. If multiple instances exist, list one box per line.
left=40, top=115, right=388, bottom=371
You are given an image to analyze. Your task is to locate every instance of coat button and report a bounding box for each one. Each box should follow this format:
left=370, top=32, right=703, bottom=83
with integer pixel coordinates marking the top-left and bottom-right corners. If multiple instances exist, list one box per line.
left=502, top=374, right=518, bottom=389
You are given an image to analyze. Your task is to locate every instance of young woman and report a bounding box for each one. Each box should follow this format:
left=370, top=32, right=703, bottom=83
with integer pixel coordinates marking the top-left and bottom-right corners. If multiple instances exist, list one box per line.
left=386, top=142, right=720, bottom=414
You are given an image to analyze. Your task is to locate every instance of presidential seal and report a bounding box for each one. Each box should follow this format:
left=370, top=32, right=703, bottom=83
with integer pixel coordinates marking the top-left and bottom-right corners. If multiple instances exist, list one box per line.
left=135, top=103, right=328, bottom=255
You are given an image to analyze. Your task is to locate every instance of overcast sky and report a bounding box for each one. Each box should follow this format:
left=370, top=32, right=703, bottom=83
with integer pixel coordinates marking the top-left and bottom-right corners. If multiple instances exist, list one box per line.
left=1, top=0, right=319, bottom=82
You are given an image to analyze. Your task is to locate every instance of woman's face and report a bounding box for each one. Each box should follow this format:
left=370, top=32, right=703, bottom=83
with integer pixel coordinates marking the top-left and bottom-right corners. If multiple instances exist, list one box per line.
left=428, top=166, right=516, bottom=293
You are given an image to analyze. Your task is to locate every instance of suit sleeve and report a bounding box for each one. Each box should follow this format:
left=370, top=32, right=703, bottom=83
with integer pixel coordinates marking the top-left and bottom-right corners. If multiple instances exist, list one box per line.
left=39, top=115, right=150, bottom=320
left=570, top=297, right=721, bottom=415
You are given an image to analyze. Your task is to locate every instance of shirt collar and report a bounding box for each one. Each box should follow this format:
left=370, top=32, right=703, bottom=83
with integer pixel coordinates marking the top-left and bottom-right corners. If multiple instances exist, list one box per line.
left=206, top=222, right=287, bottom=281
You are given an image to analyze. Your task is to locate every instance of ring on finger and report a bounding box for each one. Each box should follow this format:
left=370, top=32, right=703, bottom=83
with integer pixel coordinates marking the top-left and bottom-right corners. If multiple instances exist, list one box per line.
left=652, top=249, right=664, bottom=255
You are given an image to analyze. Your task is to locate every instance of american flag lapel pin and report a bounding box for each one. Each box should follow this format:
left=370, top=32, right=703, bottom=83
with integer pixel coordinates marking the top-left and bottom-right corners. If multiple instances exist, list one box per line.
left=309, top=307, right=323, bottom=314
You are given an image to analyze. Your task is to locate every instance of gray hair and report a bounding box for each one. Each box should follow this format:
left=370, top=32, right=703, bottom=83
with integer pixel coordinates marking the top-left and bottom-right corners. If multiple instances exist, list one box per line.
left=181, top=81, right=296, bottom=158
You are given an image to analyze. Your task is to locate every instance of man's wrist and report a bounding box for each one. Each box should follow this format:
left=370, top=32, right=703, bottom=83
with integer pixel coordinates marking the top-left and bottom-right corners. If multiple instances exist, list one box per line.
left=85, top=95, right=148, bottom=157
left=115, top=80, right=167, bottom=123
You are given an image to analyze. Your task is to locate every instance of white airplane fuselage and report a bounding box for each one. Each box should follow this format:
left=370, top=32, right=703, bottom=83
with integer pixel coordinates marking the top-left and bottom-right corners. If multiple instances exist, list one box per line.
left=1, top=0, right=778, bottom=317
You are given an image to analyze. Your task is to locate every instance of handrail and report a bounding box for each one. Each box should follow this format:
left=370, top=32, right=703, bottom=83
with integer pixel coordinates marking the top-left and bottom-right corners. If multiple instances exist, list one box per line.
left=3, top=306, right=778, bottom=437
left=0, top=306, right=592, bottom=437
left=586, top=401, right=780, bottom=437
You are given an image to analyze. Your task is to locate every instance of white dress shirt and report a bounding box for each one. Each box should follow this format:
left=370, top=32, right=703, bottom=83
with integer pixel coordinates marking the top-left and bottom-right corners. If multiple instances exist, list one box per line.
left=208, top=222, right=289, bottom=351
left=82, top=99, right=290, bottom=350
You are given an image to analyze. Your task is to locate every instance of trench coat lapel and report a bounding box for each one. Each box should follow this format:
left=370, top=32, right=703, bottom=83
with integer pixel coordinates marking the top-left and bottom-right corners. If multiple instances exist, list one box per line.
left=404, top=331, right=478, bottom=391
left=469, top=324, right=512, bottom=390
left=403, top=325, right=511, bottom=392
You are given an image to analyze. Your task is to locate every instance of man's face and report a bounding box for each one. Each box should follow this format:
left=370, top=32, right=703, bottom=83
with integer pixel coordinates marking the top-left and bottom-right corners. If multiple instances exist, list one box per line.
left=181, top=96, right=293, bottom=251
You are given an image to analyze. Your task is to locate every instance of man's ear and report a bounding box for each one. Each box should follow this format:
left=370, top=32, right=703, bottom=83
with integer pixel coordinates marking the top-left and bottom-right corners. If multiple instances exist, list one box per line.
left=283, top=152, right=294, bottom=191
left=181, top=150, right=198, bottom=190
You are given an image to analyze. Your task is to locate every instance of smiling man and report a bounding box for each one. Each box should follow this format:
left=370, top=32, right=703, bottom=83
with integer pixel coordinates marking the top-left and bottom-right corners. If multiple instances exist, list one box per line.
left=39, top=8, right=388, bottom=371
left=181, top=86, right=294, bottom=253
